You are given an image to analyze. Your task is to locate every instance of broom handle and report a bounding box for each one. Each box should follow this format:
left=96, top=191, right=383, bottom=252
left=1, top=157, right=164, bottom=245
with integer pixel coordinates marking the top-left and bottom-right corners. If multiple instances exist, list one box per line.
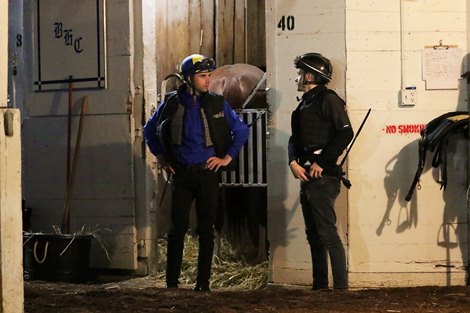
left=62, top=96, right=88, bottom=233
left=67, top=76, right=73, bottom=184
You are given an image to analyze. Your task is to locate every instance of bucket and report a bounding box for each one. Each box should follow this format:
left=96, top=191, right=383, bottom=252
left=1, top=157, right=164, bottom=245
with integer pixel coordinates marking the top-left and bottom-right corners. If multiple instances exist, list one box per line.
left=23, top=233, right=93, bottom=283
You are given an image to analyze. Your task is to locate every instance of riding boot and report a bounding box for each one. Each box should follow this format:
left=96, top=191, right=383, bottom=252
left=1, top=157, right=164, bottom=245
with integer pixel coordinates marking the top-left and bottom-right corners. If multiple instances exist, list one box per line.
left=196, top=233, right=214, bottom=288
left=329, top=241, right=348, bottom=290
left=310, top=244, right=329, bottom=290
left=166, top=234, right=185, bottom=287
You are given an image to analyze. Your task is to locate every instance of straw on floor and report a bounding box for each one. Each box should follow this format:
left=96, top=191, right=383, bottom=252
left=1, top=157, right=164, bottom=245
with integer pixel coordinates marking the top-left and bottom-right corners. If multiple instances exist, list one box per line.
left=155, top=235, right=268, bottom=290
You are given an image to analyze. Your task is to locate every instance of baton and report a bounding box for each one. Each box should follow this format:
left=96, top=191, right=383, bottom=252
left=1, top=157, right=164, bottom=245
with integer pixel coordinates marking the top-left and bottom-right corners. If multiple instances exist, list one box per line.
left=339, top=108, right=371, bottom=167
left=336, top=108, right=371, bottom=189
left=159, top=172, right=172, bottom=207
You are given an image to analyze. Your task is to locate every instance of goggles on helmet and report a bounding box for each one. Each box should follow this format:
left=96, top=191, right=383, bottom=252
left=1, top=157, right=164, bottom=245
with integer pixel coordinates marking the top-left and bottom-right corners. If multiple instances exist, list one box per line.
left=193, top=58, right=216, bottom=73
left=180, top=54, right=216, bottom=84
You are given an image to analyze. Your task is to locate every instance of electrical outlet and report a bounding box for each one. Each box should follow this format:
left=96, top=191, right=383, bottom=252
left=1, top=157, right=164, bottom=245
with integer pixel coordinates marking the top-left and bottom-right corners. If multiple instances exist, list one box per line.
left=401, top=88, right=417, bottom=106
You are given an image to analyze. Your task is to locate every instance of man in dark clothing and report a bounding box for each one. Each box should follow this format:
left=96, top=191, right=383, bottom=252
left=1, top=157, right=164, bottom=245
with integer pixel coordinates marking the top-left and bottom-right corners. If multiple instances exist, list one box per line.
left=143, top=54, right=249, bottom=292
left=288, top=53, right=354, bottom=291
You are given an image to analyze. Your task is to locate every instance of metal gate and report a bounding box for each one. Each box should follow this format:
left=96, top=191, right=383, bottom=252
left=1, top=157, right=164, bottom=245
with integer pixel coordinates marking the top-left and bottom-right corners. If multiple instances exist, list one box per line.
left=220, top=109, right=267, bottom=187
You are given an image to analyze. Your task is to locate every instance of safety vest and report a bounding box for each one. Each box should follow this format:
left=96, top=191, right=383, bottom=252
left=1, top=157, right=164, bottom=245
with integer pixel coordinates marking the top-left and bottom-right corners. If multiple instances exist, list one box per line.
left=156, top=90, right=232, bottom=163
left=291, top=86, right=338, bottom=150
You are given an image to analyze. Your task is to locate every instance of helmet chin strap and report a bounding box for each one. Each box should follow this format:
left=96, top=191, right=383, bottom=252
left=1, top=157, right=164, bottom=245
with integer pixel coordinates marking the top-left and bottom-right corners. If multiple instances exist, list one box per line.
left=185, top=75, right=198, bottom=96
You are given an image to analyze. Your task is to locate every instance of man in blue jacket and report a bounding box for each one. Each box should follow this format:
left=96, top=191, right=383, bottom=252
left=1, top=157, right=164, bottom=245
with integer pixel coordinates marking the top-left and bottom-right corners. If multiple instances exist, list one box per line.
left=143, top=54, right=249, bottom=291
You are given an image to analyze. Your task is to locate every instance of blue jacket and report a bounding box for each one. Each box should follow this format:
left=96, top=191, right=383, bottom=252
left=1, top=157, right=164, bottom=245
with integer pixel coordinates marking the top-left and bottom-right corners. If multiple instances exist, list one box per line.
left=143, top=86, right=249, bottom=166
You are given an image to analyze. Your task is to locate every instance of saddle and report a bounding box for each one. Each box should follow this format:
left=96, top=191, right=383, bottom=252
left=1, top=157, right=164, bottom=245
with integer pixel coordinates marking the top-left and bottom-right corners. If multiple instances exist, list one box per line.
left=405, top=111, right=469, bottom=201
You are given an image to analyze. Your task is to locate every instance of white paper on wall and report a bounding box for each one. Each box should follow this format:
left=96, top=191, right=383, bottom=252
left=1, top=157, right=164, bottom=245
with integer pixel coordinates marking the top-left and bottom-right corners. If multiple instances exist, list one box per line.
left=422, top=47, right=464, bottom=90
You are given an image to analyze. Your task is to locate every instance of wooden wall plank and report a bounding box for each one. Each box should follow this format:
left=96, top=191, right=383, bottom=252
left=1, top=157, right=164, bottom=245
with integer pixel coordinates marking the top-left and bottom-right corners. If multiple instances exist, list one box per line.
left=156, top=0, right=265, bottom=96
left=156, top=0, right=169, bottom=98
left=168, top=1, right=190, bottom=74
left=246, top=0, right=265, bottom=68
left=234, top=0, right=245, bottom=63
left=257, top=0, right=266, bottom=68
left=216, top=0, right=235, bottom=66
left=189, top=0, right=202, bottom=54
left=200, top=0, right=215, bottom=58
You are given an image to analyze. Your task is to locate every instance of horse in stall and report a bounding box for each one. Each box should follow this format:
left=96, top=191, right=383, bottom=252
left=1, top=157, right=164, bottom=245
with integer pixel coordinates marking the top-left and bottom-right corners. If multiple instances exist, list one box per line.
left=209, top=64, right=268, bottom=263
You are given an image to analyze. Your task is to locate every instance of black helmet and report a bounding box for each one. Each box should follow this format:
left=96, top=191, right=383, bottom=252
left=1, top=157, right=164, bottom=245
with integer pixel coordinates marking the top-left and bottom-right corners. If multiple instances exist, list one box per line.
left=294, top=53, right=332, bottom=84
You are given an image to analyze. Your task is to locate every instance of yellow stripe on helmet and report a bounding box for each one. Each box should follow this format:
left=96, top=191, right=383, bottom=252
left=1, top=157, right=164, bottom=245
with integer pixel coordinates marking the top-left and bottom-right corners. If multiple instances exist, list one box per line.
left=192, top=54, right=205, bottom=64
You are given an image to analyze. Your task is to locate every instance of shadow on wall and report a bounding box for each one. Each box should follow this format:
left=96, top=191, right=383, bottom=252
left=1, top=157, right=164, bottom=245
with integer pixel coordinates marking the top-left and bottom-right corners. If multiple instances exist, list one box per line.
left=265, top=86, right=300, bottom=259
left=378, top=141, right=420, bottom=236
left=379, top=52, right=469, bottom=285
left=438, top=54, right=469, bottom=285
left=380, top=118, right=468, bottom=286
left=267, top=142, right=299, bottom=246
left=441, top=133, right=467, bottom=285
left=22, top=115, right=151, bottom=270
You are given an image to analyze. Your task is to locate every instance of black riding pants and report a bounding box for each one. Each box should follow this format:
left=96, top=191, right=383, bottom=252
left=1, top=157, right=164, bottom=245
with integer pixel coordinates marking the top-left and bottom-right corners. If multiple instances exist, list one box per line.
left=300, top=175, right=348, bottom=290
left=166, top=166, right=219, bottom=287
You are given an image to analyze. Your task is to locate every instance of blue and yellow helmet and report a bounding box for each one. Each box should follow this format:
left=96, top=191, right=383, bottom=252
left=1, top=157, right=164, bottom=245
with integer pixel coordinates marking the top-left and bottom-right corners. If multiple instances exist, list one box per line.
left=180, top=54, right=216, bottom=82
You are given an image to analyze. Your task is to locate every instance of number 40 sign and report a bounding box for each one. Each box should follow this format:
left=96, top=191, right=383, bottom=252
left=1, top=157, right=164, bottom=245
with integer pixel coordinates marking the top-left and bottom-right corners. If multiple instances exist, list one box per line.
left=277, top=15, right=295, bottom=31
left=33, top=0, right=106, bottom=91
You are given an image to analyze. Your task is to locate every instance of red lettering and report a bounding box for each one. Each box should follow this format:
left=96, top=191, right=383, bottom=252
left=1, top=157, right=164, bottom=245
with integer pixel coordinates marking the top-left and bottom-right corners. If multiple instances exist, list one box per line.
left=385, top=124, right=425, bottom=134
left=386, top=125, right=396, bottom=133
left=398, top=124, right=426, bottom=134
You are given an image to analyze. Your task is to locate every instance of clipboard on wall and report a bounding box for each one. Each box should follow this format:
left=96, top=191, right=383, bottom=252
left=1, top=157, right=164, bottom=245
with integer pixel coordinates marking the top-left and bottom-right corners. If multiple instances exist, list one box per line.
left=424, top=40, right=458, bottom=50
left=422, top=41, right=463, bottom=90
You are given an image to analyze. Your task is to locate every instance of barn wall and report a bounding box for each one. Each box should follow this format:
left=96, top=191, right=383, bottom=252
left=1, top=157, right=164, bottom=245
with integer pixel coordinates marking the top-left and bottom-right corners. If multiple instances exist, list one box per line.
left=0, top=108, right=23, bottom=313
left=16, top=0, right=158, bottom=272
left=266, top=0, right=347, bottom=286
left=1, top=2, right=24, bottom=311
left=155, top=0, right=265, bottom=97
left=134, top=0, right=159, bottom=275
left=12, top=0, right=265, bottom=275
left=0, top=0, right=6, bottom=105
left=347, top=0, right=468, bottom=288
left=267, top=0, right=469, bottom=288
